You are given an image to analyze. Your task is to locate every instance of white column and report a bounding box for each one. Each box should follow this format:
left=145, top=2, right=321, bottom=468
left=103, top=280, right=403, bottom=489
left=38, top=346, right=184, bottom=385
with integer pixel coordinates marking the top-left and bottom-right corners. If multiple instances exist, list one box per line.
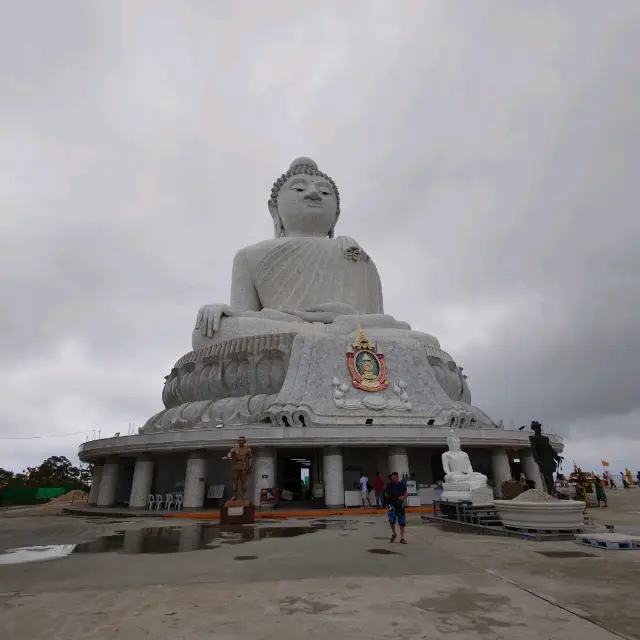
left=129, top=455, right=154, bottom=508
left=491, top=449, right=512, bottom=498
left=520, top=449, right=543, bottom=491
left=88, top=464, right=103, bottom=505
left=323, top=446, right=344, bottom=507
left=183, top=452, right=207, bottom=509
left=252, top=448, right=276, bottom=506
left=97, top=457, right=120, bottom=507
left=388, top=446, right=409, bottom=479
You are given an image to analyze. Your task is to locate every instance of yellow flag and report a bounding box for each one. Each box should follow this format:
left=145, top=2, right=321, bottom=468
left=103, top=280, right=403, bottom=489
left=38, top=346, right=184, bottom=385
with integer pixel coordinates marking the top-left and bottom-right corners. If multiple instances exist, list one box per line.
left=601, top=459, right=610, bottom=467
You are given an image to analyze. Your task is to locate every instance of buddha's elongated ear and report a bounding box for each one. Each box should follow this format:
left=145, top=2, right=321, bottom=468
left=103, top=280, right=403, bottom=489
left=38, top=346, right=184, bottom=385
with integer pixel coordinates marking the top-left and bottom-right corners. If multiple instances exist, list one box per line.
left=327, top=212, right=339, bottom=238
left=268, top=199, right=285, bottom=238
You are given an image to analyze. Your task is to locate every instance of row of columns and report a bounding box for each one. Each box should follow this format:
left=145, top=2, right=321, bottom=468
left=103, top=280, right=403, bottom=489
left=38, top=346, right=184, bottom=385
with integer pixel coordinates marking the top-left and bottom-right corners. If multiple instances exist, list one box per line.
left=88, top=445, right=545, bottom=509
left=321, top=445, right=411, bottom=507
left=89, top=450, right=276, bottom=509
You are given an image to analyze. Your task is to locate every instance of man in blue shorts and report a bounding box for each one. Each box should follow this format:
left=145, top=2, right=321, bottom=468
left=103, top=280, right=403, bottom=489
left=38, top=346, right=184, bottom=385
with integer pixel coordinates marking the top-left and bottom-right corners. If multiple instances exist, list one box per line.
left=385, top=471, right=408, bottom=544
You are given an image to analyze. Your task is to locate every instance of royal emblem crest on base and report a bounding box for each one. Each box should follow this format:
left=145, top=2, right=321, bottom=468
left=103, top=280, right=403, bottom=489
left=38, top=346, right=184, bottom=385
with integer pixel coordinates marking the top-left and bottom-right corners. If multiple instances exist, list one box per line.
left=347, top=327, right=388, bottom=392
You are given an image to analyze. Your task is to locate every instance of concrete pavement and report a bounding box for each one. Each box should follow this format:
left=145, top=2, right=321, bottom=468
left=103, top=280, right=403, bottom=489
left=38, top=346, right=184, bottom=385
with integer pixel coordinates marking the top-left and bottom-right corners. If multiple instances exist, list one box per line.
left=1, top=490, right=638, bottom=639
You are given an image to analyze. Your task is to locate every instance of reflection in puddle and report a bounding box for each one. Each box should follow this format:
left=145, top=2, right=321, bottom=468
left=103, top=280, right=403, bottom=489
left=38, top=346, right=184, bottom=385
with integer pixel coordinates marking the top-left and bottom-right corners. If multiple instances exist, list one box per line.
left=0, top=518, right=359, bottom=564
left=71, top=524, right=319, bottom=555
left=0, top=545, right=76, bottom=565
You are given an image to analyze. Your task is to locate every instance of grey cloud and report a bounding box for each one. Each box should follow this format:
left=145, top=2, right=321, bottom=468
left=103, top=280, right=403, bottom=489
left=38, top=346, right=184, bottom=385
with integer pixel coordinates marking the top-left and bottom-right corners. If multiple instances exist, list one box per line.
left=1, top=1, right=639, bottom=470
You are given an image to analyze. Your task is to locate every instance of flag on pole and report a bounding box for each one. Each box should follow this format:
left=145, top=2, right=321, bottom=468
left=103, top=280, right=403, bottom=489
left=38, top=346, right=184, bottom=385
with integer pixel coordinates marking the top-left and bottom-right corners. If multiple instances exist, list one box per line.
left=601, top=459, right=610, bottom=467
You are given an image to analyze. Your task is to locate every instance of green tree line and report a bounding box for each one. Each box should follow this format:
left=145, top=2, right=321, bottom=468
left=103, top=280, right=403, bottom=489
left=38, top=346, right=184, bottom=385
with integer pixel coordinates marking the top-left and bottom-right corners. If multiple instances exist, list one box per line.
left=0, top=456, right=91, bottom=491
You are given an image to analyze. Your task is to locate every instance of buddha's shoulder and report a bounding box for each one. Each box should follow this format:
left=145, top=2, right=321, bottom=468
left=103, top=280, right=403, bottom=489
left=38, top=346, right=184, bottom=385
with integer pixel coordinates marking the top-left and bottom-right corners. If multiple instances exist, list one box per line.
left=237, top=238, right=293, bottom=264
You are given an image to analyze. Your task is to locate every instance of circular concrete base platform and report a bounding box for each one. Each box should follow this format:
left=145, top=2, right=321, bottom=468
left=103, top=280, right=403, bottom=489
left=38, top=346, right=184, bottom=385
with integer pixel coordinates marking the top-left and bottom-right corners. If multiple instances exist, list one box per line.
left=79, top=424, right=562, bottom=462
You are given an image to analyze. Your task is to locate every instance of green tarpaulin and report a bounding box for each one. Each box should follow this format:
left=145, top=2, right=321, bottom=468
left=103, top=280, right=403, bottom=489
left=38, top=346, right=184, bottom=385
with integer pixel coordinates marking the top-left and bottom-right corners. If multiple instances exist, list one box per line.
left=1, top=486, right=80, bottom=503
left=35, top=487, right=67, bottom=500
left=0, top=487, right=38, bottom=502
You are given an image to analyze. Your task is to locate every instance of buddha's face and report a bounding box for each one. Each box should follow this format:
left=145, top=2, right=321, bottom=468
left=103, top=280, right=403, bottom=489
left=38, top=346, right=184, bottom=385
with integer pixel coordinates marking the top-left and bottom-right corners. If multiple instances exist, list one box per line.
left=447, top=436, right=461, bottom=451
left=272, top=174, right=337, bottom=237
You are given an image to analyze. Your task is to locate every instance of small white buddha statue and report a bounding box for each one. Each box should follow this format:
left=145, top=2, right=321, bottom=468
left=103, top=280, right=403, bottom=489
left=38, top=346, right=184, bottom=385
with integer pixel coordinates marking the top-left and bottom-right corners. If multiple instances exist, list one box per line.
left=440, top=430, right=492, bottom=503
left=442, top=432, right=488, bottom=485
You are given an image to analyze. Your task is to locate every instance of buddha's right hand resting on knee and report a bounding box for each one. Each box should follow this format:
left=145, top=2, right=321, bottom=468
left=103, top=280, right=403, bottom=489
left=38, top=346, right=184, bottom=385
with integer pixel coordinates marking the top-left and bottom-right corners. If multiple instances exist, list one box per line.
left=195, top=304, right=233, bottom=338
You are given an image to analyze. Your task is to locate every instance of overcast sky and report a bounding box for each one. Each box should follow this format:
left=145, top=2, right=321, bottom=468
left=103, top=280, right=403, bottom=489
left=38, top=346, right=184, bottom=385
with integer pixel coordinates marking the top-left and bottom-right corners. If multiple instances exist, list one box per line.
left=1, top=1, right=639, bottom=477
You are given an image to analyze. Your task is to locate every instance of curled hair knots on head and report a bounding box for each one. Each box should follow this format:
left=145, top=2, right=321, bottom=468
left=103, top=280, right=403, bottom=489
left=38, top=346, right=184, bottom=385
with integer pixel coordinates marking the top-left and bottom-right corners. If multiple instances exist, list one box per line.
left=267, top=164, right=340, bottom=221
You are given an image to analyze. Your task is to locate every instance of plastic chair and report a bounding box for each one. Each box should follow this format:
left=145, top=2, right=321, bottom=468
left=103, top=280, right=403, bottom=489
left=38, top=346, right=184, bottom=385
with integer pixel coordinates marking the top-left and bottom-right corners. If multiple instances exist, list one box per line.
left=155, top=493, right=164, bottom=510
left=175, top=493, right=183, bottom=511
left=147, top=494, right=155, bottom=510
left=165, top=493, right=174, bottom=511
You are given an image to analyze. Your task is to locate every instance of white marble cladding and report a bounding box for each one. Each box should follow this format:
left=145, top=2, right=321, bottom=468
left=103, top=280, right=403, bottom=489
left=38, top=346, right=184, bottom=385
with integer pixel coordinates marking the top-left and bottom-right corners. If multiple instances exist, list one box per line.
left=142, top=332, right=496, bottom=434
left=129, top=456, right=154, bottom=508
left=87, top=465, right=103, bottom=505
left=162, top=333, right=296, bottom=409
left=252, top=448, right=277, bottom=505
left=323, top=446, right=345, bottom=507
left=424, top=344, right=454, bottom=364
left=183, top=453, right=207, bottom=509
left=96, top=458, right=119, bottom=506
left=491, top=449, right=513, bottom=498
left=388, top=446, right=409, bottom=478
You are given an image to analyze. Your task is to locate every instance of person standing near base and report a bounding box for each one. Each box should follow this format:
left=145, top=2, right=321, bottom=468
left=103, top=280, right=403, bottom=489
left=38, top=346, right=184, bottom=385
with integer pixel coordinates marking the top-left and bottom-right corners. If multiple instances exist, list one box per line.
left=359, top=472, right=372, bottom=507
left=621, top=472, right=629, bottom=489
left=373, top=471, right=385, bottom=508
left=385, top=471, right=408, bottom=544
left=594, top=475, right=608, bottom=507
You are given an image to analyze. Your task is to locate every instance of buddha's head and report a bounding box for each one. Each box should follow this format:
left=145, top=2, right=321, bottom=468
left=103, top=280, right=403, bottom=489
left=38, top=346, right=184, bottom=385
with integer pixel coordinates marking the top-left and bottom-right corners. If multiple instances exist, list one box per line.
left=446, top=430, right=461, bottom=451
left=268, top=157, right=340, bottom=238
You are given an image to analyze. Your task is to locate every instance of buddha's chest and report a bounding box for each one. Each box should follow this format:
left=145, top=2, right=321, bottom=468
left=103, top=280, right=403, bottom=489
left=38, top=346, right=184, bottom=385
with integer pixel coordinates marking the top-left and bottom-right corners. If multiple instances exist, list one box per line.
left=249, top=238, right=378, bottom=309
left=446, top=452, right=470, bottom=470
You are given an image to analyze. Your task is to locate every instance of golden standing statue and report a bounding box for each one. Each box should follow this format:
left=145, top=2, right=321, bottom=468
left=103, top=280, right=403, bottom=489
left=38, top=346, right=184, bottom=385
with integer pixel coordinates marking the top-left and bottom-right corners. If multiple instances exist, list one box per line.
left=222, top=436, right=253, bottom=501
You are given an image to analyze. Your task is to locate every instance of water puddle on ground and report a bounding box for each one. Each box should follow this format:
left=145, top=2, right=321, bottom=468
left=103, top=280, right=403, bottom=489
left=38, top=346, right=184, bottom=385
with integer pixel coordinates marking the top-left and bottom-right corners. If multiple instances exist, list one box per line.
left=0, top=545, right=77, bottom=565
left=71, top=524, right=319, bottom=555
left=0, top=519, right=359, bottom=564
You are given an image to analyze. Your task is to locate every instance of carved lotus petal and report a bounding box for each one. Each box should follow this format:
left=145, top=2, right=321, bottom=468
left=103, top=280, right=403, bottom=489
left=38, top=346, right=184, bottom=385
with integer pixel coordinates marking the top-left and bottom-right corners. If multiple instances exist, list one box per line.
left=362, top=395, right=386, bottom=410
left=332, top=376, right=341, bottom=387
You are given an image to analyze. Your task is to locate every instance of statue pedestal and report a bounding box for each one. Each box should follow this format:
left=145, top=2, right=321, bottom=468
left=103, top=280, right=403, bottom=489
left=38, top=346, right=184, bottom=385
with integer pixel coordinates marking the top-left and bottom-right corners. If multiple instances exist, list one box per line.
left=221, top=499, right=255, bottom=525
left=470, top=486, right=495, bottom=506
left=439, top=481, right=494, bottom=506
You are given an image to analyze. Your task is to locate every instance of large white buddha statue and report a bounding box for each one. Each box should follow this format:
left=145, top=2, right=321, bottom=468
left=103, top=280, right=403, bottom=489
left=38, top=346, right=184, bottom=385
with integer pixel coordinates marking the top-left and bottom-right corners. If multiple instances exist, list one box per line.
left=141, top=157, right=497, bottom=432
left=440, top=431, right=494, bottom=504
left=192, top=157, right=427, bottom=350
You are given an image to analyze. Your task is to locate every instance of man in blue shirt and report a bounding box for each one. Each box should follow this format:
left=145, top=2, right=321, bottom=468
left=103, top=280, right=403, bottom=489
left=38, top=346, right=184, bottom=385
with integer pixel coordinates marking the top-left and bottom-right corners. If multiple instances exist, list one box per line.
left=384, top=472, right=408, bottom=544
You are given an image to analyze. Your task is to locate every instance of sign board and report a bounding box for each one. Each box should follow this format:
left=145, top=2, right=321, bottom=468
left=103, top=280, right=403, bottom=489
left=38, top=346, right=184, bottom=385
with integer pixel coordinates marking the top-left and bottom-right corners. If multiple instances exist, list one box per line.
left=227, top=506, right=244, bottom=517
left=207, top=484, right=225, bottom=500
left=172, top=481, right=185, bottom=493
